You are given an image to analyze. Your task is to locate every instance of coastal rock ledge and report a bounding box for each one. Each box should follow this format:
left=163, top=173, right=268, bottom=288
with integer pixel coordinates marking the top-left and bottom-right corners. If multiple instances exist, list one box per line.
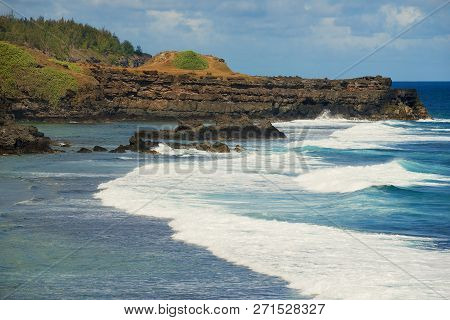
left=6, top=67, right=428, bottom=121
left=0, top=113, right=52, bottom=155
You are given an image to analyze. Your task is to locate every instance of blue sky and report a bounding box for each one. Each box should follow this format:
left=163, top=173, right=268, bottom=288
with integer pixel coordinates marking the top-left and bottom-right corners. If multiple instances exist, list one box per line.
left=3, top=0, right=450, bottom=80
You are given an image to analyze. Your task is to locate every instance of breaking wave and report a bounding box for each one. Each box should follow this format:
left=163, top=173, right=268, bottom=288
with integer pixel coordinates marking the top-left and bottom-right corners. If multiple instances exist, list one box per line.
left=95, top=155, right=450, bottom=299
left=294, top=122, right=450, bottom=150
left=295, top=161, right=449, bottom=193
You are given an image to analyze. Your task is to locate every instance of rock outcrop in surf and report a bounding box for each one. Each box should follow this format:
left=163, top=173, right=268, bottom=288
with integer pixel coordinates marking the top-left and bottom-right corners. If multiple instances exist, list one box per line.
left=121, top=117, right=281, bottom=154
left=0, top=111, right=52, bottom=155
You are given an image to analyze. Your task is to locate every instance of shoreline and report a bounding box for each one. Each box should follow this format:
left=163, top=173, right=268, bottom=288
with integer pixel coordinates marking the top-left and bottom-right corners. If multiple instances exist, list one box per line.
left=0, top=143, right=301, bottom=299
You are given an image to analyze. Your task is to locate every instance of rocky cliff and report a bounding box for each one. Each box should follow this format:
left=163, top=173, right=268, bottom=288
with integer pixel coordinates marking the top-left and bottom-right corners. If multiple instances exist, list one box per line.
left=4, top=65, right=428, bottom=121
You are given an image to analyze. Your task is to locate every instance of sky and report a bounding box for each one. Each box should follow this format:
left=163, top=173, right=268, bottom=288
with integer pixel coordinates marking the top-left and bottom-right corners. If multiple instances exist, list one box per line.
left=2, top=0, right=450, bottom=80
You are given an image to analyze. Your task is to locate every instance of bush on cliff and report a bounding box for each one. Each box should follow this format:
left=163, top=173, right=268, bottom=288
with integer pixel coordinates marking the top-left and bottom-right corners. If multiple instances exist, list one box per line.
left=172, top=51, right=208, bottom=70
left=0, top=41, right=77, bottom=107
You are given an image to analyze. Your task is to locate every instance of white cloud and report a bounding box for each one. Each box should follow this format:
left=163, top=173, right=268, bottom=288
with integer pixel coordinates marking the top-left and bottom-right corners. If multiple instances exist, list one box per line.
left=146, top=10, right=211, bottom=34
left=309, top=17, right=390, bottom=50
left=380, top=4, right=424, bottom=28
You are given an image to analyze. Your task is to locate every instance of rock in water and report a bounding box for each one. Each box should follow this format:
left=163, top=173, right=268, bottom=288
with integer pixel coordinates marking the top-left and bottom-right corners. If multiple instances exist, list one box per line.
left=93, top=145, right=107, bottom=152
left=77, top=147, right=92, bottom=153
left=135, top=117, right=286, bottom=141
left=166, top=142, right=231, bottom=153
left=0, top=112, right=52, bottom=155
left=128, top=135, right=160, bottom=152
left=211, top=142, right=230, bottom=153
left=109, top=145, right=129, bottom=153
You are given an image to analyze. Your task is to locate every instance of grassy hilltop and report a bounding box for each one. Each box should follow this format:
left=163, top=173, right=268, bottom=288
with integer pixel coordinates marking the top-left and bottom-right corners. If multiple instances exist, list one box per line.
left=0, top=15, right=142, bottom=65
left=0, top=16, right=243, bottom=108
left=139, top=50, right=242, bottom=77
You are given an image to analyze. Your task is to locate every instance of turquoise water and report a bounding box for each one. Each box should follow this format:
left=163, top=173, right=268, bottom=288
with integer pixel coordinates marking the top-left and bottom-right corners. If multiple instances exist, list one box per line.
left=1, top=82, right=449, bottom=299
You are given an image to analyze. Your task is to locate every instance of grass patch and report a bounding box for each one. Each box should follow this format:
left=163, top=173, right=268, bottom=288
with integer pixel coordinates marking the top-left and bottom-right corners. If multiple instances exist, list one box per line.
left=49, top=58, right=82, bottom=73
left=172, top=50, right=208, bottom=70
left=0, top=41, right=77, bottom=107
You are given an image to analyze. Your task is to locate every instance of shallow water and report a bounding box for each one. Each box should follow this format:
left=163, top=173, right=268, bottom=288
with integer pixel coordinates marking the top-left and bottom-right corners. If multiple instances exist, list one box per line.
left=1, top=82, right=449, bottom=299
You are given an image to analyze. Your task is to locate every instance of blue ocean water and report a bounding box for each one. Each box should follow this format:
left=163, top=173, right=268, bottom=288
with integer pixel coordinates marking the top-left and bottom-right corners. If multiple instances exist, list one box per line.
left=1, top=82, right=449, bottom=299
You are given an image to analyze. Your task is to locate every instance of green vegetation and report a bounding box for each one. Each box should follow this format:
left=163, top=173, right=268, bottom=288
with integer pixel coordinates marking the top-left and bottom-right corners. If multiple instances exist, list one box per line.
left=172, top=51, right=208, bottom=70
left=0, top=41, right=77, bottom=107
left=0, top=15, right=142, bottom=64
left=49, top=58, right=82, bottom=73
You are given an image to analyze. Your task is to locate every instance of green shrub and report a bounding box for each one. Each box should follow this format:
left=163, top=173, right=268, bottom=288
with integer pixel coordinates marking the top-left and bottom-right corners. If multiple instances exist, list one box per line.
left=0, top=41, right=77, bottom=107
left=172, top=50, right=208, bottom=70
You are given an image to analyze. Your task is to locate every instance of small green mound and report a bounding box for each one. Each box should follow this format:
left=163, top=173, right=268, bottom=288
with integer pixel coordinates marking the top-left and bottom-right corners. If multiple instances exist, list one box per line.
left=0, top=41, right=77, bottom=107
left=172, top=50, right=208, bottom=70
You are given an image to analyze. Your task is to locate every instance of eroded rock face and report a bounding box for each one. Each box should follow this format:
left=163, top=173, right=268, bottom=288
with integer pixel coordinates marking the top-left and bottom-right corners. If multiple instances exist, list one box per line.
left=0, top=112, right=52, bottom=155
left=6, top=67, right=429, bottom=121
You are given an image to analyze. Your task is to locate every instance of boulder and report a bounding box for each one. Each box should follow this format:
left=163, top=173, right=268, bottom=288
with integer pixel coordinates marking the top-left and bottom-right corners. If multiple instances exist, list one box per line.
left=77, top=147, right=92, bottom=153
left=135, top=117, right=286, bottom=141
left=128, top=135, right=160, bottom=151
left=93, top=145, right=107, bottom=152
left=109, top=145, right=129, bottom=153
left=211, top=142, right=230, bottom=153
left=0, top=119, right=52, bottom=155
left=166, top=142, right=230, bottom=153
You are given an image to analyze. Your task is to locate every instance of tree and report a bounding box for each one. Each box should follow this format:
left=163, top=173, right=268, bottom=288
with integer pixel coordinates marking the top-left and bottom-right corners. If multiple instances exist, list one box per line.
left=121, top=40, right=134, bottom=55
left=135, top=45, right=142, bottom=56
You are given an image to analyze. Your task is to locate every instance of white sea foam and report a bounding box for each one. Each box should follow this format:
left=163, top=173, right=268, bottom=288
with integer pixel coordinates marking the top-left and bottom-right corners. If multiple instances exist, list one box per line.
left=153, top=143, right=209, bottom=156
left=153, top=143, right=246, bottom=158
left=430, top=128, right=450, bottom=132
left=295, top=161, right=449, bottom=193
left=95, top=156, right=450, bottom=299
left=416, top=118, right=450, bottom=123
left=295, top=122, right=450, bottom=150
left=274, top=116, right=358, bottom=128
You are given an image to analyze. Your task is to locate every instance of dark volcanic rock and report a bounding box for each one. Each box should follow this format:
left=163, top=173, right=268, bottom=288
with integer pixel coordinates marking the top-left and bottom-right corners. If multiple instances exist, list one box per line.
left=211, top=142, right=230, bottom=153
left=77, top=147, right=92, bottom=153
left=5, top=67, right=429, bottom=121
left=109, top=145, right=129, bottom=153
left=136, top=117, right=286, bottom=141
left=124, top=118, right=261, bottom=154
left=0, top=112, right=52, bottom=155
left=166, top=142, right=231, bottom=153
left=128, top=135, right=160, bottom=152
left=93, top=145, right=107, bottom=152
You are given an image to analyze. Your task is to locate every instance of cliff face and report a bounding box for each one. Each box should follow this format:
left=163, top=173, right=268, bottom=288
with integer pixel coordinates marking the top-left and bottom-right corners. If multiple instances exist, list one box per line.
left=5, top=65, right=429, bottom=121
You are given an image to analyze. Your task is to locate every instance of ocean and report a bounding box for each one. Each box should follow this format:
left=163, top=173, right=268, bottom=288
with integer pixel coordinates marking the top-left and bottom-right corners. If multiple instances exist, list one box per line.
left=0, top=82, right=449, bottom=299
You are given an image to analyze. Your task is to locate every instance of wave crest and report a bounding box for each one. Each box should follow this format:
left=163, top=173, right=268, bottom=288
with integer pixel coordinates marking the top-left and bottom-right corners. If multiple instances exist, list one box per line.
left=295, top=161, right=449, bottom=193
